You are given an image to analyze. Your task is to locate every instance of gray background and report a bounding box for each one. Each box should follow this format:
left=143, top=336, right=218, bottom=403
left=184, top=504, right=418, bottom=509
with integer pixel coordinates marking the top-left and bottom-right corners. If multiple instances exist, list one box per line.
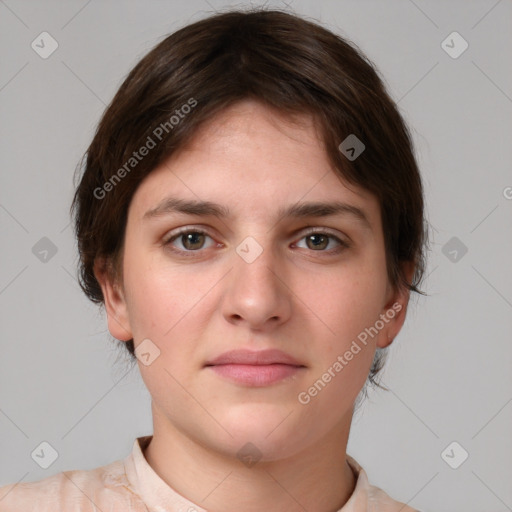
left=1, top=1, right=511, bottom=511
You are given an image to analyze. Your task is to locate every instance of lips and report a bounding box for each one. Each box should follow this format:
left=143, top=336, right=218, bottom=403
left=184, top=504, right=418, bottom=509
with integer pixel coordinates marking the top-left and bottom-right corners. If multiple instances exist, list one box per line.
left=204, top=349, right=305, bottom=367
left=204, top=349, right=306, bottom=386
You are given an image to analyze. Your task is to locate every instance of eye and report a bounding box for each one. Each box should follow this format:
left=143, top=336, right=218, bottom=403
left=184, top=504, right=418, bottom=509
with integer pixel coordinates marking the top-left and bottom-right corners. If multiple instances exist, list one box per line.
left=163, top=227, right=350, bottom=257
left=164, top=229, right=217, bottom=255
left=294, top=229, right=349, bottom=253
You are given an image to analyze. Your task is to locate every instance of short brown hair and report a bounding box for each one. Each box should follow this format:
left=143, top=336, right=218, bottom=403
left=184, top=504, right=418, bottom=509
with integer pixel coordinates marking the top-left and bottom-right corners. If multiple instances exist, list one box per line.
left=71, top=8, right=428, bottom=390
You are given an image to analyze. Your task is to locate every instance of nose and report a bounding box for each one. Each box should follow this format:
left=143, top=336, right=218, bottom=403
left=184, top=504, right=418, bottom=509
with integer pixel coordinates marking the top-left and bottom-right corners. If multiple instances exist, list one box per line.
left=221, top=239, right=292, bottom=331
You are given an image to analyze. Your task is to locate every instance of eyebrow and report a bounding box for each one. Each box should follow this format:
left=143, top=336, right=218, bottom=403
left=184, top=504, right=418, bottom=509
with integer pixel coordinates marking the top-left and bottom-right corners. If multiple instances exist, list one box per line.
left=142, top=197, right=372, bottom=230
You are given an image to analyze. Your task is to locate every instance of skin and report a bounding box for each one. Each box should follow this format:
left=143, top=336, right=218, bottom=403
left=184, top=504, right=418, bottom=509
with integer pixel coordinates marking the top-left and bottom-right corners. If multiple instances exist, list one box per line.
left=95, top=99, right=412, bottom=512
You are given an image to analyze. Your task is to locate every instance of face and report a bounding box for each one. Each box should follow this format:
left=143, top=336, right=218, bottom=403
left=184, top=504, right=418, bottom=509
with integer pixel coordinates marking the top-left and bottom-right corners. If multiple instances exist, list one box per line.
left=97, top=100, right=409, bottom=462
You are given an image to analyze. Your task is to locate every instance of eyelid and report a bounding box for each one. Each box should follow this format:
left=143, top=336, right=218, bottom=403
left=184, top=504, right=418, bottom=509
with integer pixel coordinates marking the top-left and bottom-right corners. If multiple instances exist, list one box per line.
left=165, top=225, right=209, bottom=237
left=297, top=226, right=348, bottom=239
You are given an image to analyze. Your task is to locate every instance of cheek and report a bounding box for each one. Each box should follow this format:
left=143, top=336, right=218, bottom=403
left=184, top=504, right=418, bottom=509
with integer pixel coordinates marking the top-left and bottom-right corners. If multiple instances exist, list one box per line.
left=122, top=247, right=219, bottom=368
left=300, top=260, right=387, bottom=399
left=122, top=255, right=205, bottom=398
left=122, top=248, right=187, bottom=342
left=304, top=261, right=388, bottom=340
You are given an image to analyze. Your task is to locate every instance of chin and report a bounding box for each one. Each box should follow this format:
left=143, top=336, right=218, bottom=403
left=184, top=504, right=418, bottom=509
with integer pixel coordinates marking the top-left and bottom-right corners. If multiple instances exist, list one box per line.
left=213, top=406, right=309, bottom=460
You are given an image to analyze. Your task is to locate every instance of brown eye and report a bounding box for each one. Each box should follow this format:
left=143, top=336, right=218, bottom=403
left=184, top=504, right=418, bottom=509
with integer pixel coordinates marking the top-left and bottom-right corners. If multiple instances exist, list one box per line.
left=305, top=233, right=329, bottom=251
left=295, top=230, right=347, bottom=253
left=180, top=232, right=206, bottom=250
left=164, top=229, right=215, bottom=255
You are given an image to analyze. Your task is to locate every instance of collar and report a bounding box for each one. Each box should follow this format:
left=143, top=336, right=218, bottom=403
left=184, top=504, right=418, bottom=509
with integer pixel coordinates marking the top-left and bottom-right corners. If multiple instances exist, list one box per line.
left=123, top=435, right=370, bottom=512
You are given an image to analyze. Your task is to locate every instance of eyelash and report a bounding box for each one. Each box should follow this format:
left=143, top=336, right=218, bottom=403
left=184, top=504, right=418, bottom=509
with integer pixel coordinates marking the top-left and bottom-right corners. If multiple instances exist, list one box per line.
left=163, top=227, right=350, bottom=258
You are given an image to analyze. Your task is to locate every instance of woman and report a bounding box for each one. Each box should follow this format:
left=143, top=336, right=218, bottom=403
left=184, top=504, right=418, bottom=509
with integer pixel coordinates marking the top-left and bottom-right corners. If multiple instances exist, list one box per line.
left=0, top=8, right=427, bottom=511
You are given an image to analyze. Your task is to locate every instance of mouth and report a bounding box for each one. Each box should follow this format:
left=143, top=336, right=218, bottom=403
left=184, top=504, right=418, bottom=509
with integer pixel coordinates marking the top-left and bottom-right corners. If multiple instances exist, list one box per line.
left=204, top=349, right=306, bottom=387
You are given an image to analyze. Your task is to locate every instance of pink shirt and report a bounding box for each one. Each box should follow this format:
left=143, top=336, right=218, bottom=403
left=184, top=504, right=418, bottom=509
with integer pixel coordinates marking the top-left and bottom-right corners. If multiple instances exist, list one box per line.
left=0, top=435, right=418, bottom=511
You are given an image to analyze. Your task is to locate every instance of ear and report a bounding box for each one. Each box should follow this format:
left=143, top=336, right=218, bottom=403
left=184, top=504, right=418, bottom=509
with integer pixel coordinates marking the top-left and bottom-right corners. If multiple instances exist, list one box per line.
left=93, top=257, right=133, bottom=342
left=376, top=261, right=415, bottom=349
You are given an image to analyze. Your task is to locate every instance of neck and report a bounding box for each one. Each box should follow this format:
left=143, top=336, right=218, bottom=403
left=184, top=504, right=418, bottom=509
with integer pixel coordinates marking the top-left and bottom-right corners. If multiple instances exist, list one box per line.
left=143, top=404, right=357, bottom=512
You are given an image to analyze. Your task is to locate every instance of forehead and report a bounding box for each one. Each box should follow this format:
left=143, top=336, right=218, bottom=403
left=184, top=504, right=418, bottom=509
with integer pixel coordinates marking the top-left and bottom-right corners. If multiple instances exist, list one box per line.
left=128, top=100, right=380, bottom=227
left=191, top=100, right=318, bottom=146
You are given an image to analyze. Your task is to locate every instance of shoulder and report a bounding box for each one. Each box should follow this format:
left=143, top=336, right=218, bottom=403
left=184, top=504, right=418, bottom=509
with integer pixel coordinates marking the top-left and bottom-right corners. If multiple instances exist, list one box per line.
left=367, top=484, right=418, bottom=512
left=346, top=455, right=420, bottom=512
left=0, top=458, right=139, bottom=512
